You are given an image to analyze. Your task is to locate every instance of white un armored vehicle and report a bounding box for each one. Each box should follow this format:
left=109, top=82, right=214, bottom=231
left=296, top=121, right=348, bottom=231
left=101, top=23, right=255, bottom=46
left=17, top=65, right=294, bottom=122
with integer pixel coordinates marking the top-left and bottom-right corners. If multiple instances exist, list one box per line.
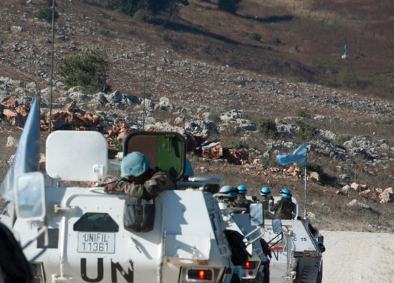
left=218, top=205, right=270, bottom=283
left=263, top=197, right=325, bottom=283
left=0, top=130, right=263, bottom=283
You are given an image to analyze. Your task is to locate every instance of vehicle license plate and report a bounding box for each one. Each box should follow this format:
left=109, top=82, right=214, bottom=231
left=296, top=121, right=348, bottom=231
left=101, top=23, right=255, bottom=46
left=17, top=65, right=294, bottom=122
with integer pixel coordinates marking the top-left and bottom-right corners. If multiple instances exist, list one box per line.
left=77, top=232, right=115, bottom=253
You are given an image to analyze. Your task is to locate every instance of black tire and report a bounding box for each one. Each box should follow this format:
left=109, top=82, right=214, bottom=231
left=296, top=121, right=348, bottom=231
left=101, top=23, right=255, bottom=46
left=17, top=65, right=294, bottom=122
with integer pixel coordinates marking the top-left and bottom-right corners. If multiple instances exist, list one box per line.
left=294, top=266, right=319, bottom=283
left=262, top=261, right=270, bottom=283
left=317, top=262, right=323, bottom=283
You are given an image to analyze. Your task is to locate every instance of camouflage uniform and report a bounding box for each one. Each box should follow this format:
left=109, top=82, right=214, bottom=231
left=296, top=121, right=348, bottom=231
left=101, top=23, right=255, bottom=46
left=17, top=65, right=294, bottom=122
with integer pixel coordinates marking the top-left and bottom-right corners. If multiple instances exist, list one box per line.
left=236, top=195, right=252, bottom=212
left=259, top=195, right=274, bottom=218
left=105, top=170, right=175, bottom=200
left=217, top=198, right=237, bottom=207
left=271, top=198, right=296, bottom=220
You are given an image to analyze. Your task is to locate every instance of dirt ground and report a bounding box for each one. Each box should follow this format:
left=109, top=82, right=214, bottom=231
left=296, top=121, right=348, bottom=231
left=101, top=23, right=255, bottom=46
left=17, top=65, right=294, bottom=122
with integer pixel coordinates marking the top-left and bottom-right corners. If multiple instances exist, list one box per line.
left=322, top=231, right=394, bottom=283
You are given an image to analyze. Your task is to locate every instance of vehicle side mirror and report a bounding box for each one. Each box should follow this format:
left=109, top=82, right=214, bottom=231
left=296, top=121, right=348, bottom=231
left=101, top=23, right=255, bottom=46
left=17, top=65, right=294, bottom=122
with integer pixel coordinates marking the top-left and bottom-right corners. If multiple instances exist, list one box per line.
left=249, top=203, right=264, bottom=226
left=272, top=218, right=282, bottom=234
left=15, top=172, right=46, bottom=221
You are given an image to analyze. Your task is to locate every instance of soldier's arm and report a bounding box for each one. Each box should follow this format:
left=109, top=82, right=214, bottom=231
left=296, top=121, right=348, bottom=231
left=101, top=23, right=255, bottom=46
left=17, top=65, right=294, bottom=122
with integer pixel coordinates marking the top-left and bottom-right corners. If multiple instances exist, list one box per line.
left=104, top=181, right=121, bottom=193
left=144, top=173, right=176, bottom=198
left=120, top=180, right=153, bottom=199
left=271, top=200, right=281, bottom=212
left=268, top=199, right=274, bottom=210
left=268, top=196, right=275, bottom=210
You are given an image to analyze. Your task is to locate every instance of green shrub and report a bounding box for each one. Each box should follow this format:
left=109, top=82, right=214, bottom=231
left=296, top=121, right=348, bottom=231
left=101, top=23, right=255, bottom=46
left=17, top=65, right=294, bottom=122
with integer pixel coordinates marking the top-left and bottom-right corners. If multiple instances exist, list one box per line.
left=307, top=162, right=323, bottom=175
left=46, top=0, right=57, bottom=7
left=234, top=79, right=246, bottom=86
left=334, top=134, right=352, bottom=144
left=230, top=139, right=248, bottom=149
left=257, top=118, right=277, bottom=139
left=295, top=120, right=317, bottom=141
left=208, top=110, right=221, bottom=124
left=385, top=86, right=394, bottom=93
left=337, top=67, right=357, bottom=82
left=218, top=0, right=242, bottom=13
left=297, top=162, right=325, bottom=179
left=248, top=32, right=261, bottom=41
left=133, top=9, right=150, bottom=21
left=59, top=49, right=110, bottom=94
left=295, top=108, right=309, bottom=118
left=36, top=8, right=59, bottom=22
left=224, top=123, right=240, bottom=136
left=238, top=30, right=249, bottom=37
left=268, top=37, right=281, bottom=45
left=98, top=29, right=110, bottom=36
left=112, top=138, right=123, bottom=151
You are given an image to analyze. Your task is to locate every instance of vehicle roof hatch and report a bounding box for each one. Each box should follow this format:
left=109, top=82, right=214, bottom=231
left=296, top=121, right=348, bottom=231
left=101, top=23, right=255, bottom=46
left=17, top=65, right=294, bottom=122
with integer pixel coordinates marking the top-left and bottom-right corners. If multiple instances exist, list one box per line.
left=123, top=131, right=186, bottom=181
left=46, top=131, right=108, bottom=182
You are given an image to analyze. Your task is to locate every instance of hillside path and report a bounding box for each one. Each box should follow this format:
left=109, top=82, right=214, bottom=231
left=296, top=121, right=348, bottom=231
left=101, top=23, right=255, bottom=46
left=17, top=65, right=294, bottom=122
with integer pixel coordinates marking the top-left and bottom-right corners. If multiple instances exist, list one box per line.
left=321, top=231, right=394, bottom=283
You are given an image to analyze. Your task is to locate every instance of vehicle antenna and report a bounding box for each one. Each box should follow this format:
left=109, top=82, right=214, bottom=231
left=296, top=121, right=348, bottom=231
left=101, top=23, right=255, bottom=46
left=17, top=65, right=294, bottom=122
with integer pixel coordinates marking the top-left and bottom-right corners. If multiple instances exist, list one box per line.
left=48, top=0, right=56, bottom=133
left=142, top=42, right=147, bottom=130
left=304, top=165, right=307, bottom=218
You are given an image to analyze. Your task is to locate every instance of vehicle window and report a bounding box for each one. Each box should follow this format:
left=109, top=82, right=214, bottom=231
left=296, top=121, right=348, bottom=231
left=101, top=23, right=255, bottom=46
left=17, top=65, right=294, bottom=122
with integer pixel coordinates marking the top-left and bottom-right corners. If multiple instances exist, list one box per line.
left=73, top=213, right=119, bottom=232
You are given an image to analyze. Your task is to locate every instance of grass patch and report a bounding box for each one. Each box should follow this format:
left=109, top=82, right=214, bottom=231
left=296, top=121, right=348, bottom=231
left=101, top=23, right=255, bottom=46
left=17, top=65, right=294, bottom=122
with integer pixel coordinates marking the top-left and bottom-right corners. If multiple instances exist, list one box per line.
left=98, top=29, right=110, bottom=35
left=247, top=32, right=261, bottom=41
left=295, top=108, right=310, bottom=118
left=318, top=20, right=343, bottom=31
left=372, top=68, right=394, bottom=79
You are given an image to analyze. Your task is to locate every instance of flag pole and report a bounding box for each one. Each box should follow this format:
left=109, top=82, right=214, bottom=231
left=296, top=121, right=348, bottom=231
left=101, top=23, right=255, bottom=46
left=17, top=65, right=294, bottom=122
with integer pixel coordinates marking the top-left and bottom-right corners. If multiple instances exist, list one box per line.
left=304, top=165, right=307, bottom=219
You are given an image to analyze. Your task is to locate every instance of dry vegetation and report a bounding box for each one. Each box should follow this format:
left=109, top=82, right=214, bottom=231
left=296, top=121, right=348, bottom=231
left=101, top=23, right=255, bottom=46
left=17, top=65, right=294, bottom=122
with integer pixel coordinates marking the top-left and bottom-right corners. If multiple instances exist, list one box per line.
left=174, top=0, right=394, bottom=98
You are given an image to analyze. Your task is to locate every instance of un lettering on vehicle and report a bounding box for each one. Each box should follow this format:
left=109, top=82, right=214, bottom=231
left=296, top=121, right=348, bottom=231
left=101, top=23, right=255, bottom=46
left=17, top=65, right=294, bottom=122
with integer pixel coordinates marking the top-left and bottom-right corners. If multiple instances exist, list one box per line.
left=80, top=258, right=134, bottom=283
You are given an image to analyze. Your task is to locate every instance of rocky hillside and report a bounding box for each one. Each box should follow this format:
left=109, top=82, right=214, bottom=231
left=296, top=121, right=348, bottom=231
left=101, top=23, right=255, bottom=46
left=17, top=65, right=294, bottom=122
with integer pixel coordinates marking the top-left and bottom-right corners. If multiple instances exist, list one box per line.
left=0, top=0, right=394, bottom=232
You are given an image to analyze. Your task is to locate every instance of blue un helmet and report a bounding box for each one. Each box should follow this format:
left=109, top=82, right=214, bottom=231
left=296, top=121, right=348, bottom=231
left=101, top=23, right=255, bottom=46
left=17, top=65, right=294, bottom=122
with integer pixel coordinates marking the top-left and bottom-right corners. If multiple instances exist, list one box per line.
left=219, top=186, right=238, bottom=198
left=260, top=187, right=271, bottom=196
left=279, top=188, right=292, bottom=199
left=237, top=185, right=247, bottom=194
left=185, top=158, right=194, bottom=177
left=121, top=152, right=150, bottom=178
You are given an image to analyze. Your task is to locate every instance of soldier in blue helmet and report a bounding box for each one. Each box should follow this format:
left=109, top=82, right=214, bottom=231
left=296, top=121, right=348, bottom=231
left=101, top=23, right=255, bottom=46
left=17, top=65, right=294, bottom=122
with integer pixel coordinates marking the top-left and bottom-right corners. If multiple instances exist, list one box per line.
left=259, top=186, right=274, bottom=218
left=271, top=188, right=296, bottom=220
left=104, top=151, right=175, bottom=199
left=215, top=185, right=238, bottom=207
left=235, top=185, right=252, bottom=212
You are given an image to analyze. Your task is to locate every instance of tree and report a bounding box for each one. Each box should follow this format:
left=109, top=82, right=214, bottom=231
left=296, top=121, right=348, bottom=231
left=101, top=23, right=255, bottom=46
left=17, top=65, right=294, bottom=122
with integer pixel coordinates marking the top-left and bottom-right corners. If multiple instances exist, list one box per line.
left=218, top=0, right=242, bottom=14
left=59, top=49, right=110, bottom=94
left=98, top=0, right=188, bottom=21
left=36, top=8, right=59, bottom=22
